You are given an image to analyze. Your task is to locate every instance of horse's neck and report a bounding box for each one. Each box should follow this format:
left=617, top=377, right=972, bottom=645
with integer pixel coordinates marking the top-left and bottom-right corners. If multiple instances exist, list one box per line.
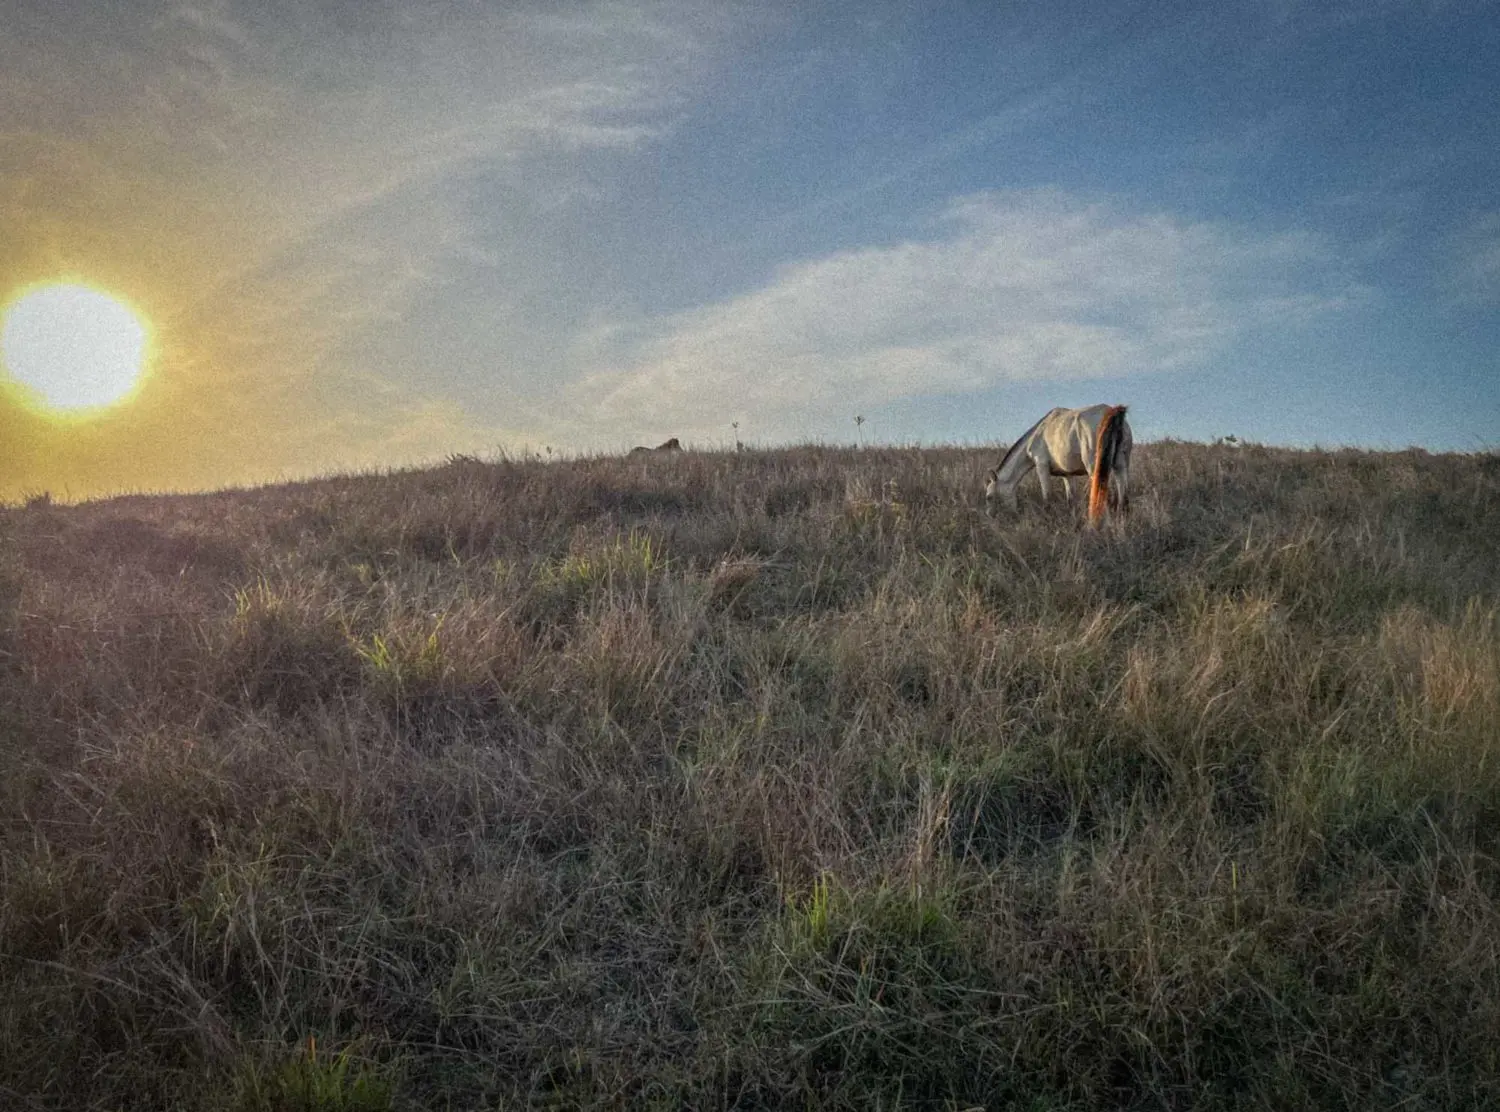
left=994, top=430, right=1040, bottom=491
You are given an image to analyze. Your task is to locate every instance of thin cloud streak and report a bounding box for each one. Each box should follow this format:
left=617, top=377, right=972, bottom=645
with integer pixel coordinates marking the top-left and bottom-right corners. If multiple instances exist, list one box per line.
left=1445, top=213, right=1500, bottom=308
left=564, top=190, right=1369, bottom=441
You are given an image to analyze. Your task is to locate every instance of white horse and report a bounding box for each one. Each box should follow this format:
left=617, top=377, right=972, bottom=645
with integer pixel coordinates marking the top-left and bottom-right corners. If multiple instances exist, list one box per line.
left=984, top=405, right=1132, bottom=524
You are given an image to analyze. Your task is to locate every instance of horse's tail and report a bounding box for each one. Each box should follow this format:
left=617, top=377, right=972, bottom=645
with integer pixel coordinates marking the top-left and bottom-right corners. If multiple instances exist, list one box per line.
left=1089, top=405, right=1128, bottom=525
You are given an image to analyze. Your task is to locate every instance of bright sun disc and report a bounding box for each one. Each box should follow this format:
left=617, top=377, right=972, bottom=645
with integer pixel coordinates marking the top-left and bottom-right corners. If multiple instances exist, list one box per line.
left=1, top=284, right=150, bottom=412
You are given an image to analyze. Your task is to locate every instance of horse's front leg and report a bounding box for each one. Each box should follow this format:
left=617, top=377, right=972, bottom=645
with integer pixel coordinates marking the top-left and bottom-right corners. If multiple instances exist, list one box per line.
left=1028, top=455, right=1050, bottom=504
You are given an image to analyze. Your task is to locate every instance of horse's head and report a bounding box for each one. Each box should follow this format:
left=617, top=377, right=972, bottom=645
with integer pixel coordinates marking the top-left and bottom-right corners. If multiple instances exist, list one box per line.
left=983, top=467, right=1017, bottom=515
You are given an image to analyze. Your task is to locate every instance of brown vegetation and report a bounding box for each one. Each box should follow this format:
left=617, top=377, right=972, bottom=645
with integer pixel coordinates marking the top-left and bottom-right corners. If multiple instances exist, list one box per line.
left=3, top=441, right=1500, bottom=1109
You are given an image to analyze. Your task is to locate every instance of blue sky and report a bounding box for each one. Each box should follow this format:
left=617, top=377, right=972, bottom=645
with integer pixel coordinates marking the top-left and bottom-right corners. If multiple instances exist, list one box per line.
left=2, top=0, right=1498, bottom=496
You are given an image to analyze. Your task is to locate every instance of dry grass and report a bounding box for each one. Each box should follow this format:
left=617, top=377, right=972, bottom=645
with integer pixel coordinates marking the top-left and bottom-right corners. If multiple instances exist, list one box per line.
left=3, top=440, right=1500, bottom=1109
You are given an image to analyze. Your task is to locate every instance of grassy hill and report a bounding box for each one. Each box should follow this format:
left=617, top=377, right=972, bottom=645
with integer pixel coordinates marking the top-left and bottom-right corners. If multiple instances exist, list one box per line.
left=3, top=441, right=1500, bottom=1109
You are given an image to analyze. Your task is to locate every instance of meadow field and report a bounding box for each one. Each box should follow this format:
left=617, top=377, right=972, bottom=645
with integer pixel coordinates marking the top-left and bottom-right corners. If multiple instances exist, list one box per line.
left=3, top=440, right=1500, bottom=1110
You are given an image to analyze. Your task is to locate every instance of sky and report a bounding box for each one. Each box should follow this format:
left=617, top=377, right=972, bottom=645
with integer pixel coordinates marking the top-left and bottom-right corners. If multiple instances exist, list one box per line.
left=2, top=0, right=1498, bottom=499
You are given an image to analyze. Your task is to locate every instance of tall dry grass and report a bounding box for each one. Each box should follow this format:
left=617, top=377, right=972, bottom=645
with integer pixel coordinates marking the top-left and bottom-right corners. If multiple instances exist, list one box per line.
left=2, top=441, right=1500, bottom=1109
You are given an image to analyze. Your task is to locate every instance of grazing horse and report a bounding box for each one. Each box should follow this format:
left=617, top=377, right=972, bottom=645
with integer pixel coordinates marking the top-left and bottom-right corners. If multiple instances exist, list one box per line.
left=984, top=405, right=1132, bottom=524
left=629, top=438, right=682, bottom=455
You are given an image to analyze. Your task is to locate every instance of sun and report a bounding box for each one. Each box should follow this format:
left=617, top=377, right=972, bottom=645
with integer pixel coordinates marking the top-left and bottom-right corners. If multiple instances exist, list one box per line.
left=1, top=283, right=151, bottom=413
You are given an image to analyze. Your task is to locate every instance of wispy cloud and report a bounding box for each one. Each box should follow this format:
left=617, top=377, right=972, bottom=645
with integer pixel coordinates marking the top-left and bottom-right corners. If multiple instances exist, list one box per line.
left=1, top=0, right=748, bottom=496
left=563, top=190, right=1368, bottom=440
left=1444, top=212, right=1500, bottom=308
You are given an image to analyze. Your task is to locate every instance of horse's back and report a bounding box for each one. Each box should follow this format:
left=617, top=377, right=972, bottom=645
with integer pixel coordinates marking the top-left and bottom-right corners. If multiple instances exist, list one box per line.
left=1036, top=408, right=1096, bottom=472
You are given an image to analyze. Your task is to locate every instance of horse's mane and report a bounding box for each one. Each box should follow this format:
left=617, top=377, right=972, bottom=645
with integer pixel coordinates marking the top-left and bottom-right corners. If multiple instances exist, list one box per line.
left=994, top=412, right=1048, bottom=476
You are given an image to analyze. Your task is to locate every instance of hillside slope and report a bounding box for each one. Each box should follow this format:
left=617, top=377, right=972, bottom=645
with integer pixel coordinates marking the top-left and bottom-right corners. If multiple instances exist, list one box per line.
left=3, top=441, right=1500, bottom=1109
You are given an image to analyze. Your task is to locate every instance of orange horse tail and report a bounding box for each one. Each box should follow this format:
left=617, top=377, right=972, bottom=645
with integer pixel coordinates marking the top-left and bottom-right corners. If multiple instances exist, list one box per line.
left=1089, top=405, right=1128, bottom=525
